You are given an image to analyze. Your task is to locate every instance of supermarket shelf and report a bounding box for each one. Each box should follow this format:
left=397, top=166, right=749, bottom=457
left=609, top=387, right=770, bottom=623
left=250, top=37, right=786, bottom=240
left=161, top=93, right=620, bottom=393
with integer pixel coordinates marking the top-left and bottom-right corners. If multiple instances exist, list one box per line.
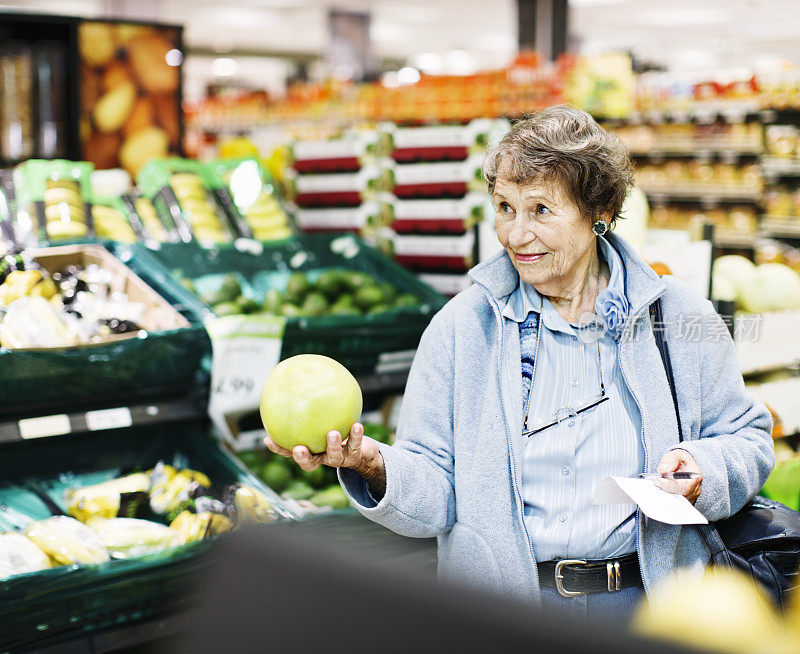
left=0, top=397, right=205, bottom=445
left=713, top=232, right=757, bottom=248
left=623, top=102, right=763, bottom=125
left=760, top=219, right=800, bottom=238
left=630, top=147, right=762, bottom=159
left=761, top=156, right=800, bottom=176
left=643, top=188, right=762, bottom=203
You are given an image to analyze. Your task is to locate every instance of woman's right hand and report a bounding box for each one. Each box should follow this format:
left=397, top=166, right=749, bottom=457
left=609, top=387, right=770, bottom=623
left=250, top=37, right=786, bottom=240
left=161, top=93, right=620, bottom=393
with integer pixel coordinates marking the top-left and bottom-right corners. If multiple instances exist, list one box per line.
left=264, top=422, right=387, bottom=498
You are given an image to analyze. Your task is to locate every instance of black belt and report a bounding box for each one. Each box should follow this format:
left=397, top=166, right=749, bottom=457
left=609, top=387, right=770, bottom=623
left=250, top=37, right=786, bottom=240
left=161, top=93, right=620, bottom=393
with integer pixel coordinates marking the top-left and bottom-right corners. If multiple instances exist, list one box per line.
left=538, top=553, right=642, bottom=597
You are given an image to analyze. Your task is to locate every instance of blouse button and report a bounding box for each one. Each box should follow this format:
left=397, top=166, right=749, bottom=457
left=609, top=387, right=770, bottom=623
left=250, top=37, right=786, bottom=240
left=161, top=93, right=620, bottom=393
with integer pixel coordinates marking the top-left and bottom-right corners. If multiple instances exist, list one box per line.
left=570, top=380, right=579, bottom=387
left=559, top=514, right=568, bottom=522
left=568, top=420, right=576, bottom=428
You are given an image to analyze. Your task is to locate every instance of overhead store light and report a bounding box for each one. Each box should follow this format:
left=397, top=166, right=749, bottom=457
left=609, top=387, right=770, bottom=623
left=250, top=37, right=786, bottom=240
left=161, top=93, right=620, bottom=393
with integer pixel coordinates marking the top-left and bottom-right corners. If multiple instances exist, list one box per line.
left=212, top=58, right=239, bottom=77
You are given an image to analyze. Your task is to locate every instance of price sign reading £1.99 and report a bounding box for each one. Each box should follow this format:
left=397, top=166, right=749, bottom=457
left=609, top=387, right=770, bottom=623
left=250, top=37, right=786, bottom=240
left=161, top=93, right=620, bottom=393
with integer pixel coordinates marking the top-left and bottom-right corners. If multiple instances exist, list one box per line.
left=206, top=314, right=287, bottom=445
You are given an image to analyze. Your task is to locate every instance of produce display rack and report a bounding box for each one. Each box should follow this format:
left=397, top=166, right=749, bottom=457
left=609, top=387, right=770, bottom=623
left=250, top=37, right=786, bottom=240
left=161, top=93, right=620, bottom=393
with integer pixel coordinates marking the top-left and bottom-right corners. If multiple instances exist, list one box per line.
left=0, top=395, right=205, bottom=445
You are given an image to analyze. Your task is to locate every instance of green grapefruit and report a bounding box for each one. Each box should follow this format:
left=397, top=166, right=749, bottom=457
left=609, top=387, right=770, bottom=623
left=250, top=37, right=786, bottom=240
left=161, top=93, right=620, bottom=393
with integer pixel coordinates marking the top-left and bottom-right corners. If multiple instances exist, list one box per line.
left=260, top=354, right=362, bottom=454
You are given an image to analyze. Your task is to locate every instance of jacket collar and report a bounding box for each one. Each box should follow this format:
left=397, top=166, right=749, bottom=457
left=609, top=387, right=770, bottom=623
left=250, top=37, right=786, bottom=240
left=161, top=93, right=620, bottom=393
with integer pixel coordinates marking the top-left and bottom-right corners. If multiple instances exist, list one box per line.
left=468, top=232, right=666, bottom=318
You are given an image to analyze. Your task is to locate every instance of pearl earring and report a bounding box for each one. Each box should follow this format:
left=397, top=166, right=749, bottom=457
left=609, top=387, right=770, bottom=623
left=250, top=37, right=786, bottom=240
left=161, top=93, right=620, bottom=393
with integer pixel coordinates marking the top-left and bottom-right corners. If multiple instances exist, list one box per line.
left=592, top=220, right=608, bottom=236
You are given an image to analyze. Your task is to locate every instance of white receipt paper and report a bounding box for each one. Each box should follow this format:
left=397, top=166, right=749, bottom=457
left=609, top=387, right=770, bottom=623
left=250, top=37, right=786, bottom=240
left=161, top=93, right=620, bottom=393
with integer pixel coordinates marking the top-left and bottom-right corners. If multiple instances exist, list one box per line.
left=593, top=476, right=708, bottom=525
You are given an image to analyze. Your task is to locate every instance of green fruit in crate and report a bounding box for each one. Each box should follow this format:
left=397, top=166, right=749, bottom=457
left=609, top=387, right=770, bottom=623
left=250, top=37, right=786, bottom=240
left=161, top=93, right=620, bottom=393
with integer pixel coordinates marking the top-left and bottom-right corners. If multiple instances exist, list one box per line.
left=368, top=303, right=391, bottom=315
left=302, top=291, right=329, bottom=317
left=279, top=303, right=305, bottom=318
left=218, top=276, right=242, bottom=302
left=310, top=485, right=350, bottom=509
left=283, top=480, right=314, bottom=501
left=260, top=354, right=363, bottom=454
left=329, top=304, right=360, bottom=316
left=342, top=271, right=372, bottom=292
left=261, top=460, right=293, bottom=493
left=394, top=293, right=418, bottom=308
left=298, top=465, right=327, bottom=489
left=237, top=296, right=261, bottom=314
left=263, top=288, right=283, bottom=313
left=378, top=282, right=397, bottom=303
left=285, top=272, right=310, bottom=303
left=315, top=270, right=344, bottom=299
left=213, top=301, right=241, bottom=317
left=179, top=278, right=197, bottom=294
left=238, top=450, right=266, bottom=468
left=354, top=285, right=383, bottom=309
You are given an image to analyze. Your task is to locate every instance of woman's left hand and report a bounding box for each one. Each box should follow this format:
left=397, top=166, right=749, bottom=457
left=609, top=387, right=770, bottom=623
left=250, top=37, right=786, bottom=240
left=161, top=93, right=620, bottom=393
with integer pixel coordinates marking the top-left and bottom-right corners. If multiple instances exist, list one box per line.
left=655, top=449, right=703, bottom=504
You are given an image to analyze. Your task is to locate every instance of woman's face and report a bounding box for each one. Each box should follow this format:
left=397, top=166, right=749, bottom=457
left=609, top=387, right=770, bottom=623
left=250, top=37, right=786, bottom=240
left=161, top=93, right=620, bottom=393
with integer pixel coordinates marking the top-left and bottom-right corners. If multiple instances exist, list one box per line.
left=493, top=173, right=599, bottom=292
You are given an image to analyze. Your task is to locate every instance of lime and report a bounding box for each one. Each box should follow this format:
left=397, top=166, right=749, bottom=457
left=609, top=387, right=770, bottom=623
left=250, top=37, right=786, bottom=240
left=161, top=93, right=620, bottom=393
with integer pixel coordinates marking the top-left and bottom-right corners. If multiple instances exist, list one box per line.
left=262, top=288, right=282, bottom=313
left=282, top=480, right=314, bottom=501
left=238, top=450, right=265, bottom=468
left=279, top=303, right=305, bottom=318
left=378, top=282, right=397, bottom=303
left=260, top=460, right=293, bottom=493
left=285, top=272, right=310, bottom=303
left=341, top=271, right=373, bottom=292
left=237, top=296, right=261, bottom=314
left=354, top=285, right=383, bottom=309
left=315, top=270, right=344, bottom=299
left=394, top=293, right=418, bottom=308
left=309, top=485, right=350, bottom=509
left=213, top=301, right=241, bottom=317
left=218, top=275, right=242, bottom=302
left=298, top=465, right=327, bottom=489
left=302, top=291, right=329, bottom=317
left=367, top=303, right=391, bottom=315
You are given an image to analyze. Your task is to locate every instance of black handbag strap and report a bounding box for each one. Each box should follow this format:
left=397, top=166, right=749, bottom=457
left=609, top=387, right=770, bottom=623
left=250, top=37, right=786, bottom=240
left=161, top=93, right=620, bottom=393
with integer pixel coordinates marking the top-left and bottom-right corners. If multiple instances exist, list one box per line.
left=648, top=299, right=732, bottom=564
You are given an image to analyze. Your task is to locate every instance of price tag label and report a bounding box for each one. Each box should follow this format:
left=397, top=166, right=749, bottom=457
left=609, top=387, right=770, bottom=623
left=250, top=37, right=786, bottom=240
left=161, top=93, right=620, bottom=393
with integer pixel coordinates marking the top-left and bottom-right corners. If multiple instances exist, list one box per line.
left=18, top=414, right=71, bottom=440
left=86, top=407, right=133, bottom=431
left=207, top=315, right=287, bottom=445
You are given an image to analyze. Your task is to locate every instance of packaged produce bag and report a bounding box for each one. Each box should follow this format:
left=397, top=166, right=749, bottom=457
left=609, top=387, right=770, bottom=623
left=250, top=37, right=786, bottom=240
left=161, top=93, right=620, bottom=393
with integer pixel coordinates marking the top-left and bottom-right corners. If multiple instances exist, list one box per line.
left=86, top=517, right=184, bottom=559
left=24, top=515, right=110, bottom=565
left=0, top=533, right=51, bottom=579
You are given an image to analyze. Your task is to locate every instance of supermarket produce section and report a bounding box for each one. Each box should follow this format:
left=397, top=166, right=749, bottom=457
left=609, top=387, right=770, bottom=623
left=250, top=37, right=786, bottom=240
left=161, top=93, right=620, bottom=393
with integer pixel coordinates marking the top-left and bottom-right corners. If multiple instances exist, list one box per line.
left=4, top=8, right=800, bottom=652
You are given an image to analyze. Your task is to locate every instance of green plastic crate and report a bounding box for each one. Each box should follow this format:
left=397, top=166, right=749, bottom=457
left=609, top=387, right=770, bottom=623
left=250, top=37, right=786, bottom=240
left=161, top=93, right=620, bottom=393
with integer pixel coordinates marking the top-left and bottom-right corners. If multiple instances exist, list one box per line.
left=129, top=234, right=447, bottom=377
left=0, top=419, right=293, bottom=650
left=0, top=243, right=212, bottom=421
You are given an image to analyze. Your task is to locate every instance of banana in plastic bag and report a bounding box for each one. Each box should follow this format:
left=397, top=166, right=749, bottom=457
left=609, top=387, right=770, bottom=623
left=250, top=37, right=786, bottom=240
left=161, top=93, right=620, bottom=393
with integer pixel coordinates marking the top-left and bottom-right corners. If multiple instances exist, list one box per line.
left=24, top=516, right=110, bottom=565
left=231, top=485, right=278, bottom=525
left=148, top=463, right=211, bottom=515
left=169, top=510, right=233, bottom=543
left=0, top=533, right=52, bottom=580
left=64, top=473, right=151, bottom=522
left=86, top=517, right=185, bottom=559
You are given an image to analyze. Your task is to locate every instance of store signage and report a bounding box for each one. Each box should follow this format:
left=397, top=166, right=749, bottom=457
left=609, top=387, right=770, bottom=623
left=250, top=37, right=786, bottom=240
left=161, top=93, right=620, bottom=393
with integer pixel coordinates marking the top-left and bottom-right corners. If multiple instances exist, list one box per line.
left=206, top=314, right=287, bottom=447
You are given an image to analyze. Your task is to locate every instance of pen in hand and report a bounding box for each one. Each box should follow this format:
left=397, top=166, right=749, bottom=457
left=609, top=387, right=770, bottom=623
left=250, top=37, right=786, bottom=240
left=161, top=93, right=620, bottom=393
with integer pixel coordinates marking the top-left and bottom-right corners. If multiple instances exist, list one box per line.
left=639, top=472, right=701, bottom=480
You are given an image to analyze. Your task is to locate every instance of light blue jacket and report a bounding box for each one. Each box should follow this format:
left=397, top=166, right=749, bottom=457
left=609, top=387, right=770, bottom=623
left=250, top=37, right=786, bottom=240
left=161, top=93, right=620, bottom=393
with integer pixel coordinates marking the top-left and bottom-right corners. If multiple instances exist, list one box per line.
left=339, top=232, right=774, bottom=605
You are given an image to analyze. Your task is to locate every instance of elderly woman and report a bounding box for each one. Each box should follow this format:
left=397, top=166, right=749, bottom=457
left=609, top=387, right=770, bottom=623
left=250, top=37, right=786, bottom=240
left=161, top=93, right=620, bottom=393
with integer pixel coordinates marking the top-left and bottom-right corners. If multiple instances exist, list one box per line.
left=265, top=105, right=774, bottom=621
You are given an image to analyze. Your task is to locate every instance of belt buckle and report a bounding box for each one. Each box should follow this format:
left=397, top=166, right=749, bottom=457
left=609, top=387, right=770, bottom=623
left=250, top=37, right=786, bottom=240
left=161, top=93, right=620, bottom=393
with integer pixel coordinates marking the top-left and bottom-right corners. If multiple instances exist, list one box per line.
left=554, top=559, right=588, bottom=598
left=607, top=560, right=622, bottom=592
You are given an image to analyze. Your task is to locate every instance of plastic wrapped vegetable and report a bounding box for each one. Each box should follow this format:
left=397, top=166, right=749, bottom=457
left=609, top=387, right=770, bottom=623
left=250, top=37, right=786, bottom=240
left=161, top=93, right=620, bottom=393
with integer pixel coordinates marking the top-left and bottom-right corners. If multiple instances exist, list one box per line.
left=24, top=516, right=110, bottom=565
left=148, top=462, right=211, bottom=515
left=86, top=517, right=185, bottom=558
left=65, top=472, right=151, bottom=522
left=0, top=533, right=51, bottom=579
left=230, top=485, right=278, bottom=525
left=0, top=296, right=76, bottom=348
left=169, top=510, right=233, bottom=543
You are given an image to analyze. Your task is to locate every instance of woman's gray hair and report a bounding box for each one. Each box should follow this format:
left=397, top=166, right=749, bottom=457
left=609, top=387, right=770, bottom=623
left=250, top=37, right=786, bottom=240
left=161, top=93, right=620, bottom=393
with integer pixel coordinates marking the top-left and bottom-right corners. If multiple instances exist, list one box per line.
left=483, top=105, right=635, bottom=226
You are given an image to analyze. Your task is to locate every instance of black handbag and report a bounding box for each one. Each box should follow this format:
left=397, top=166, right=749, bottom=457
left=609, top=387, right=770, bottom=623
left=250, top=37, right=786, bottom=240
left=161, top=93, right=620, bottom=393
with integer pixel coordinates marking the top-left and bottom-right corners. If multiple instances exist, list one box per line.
left=649, top=299, right=800, bottom=608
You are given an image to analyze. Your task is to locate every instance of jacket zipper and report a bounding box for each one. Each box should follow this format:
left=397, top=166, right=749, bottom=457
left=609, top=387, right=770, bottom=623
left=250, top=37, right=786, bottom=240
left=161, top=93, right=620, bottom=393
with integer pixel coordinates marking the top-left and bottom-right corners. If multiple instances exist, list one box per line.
left=474, top=280, right=541, bottom=602
left=617, top=293, right=662, bottom=600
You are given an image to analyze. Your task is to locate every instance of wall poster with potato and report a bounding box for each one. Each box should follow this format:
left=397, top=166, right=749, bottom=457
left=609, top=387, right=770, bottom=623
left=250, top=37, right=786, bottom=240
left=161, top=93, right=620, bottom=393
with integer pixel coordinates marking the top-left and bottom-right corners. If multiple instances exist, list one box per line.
left=78, top=20, right=183, bottom=178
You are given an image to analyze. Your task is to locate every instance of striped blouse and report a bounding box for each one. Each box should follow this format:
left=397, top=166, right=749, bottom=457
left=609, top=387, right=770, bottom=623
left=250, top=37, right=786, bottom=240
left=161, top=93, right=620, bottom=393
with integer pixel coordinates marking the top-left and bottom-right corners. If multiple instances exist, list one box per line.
left=501, top=236, right=644, bottom=561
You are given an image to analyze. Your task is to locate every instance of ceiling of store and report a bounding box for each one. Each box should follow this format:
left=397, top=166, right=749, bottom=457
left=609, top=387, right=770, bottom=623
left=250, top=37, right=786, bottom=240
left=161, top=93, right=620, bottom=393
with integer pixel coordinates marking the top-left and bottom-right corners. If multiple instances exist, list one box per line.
left=1, top=0, right=800, bottom=74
